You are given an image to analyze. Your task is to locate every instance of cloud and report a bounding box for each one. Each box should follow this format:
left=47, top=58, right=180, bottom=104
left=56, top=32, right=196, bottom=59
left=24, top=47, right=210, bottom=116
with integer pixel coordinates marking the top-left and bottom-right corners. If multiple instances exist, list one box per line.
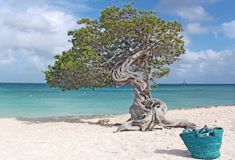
left=0, top=1, right=77, bottom=70
left=0, top=49, right=15, bottom=64
left=166, top=49, right=235, bottom=83
left=177, top=6, right=210, bottom=21
left=157, top=0, right=215, bottom=21
left=182, top=33, right=191, bottom=46
left=221, top=20, right=235, bottom=39
left=186, top=23, right=208, bottom=34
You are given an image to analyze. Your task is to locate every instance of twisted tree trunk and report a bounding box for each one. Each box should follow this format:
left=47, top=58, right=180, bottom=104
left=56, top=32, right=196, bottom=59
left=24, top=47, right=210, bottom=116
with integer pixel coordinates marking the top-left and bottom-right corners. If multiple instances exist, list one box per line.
left=112, top=49, right=196, bottom=132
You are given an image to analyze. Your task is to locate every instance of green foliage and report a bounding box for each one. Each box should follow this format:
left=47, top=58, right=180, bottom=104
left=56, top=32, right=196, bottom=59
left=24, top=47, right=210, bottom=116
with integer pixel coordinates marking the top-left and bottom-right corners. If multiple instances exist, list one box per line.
left=45, top=3, right=185, bottom=90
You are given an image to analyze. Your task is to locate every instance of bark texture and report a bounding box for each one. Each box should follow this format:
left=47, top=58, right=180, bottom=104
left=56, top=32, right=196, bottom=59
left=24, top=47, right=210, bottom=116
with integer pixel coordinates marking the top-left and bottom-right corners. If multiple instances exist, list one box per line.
left=112, top=49, right=196, bottom=132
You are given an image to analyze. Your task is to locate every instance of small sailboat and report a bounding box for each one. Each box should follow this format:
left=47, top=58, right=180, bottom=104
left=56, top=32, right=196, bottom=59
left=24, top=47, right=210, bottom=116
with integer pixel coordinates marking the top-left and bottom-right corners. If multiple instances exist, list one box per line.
left=182, top=80, right=188, bottom=85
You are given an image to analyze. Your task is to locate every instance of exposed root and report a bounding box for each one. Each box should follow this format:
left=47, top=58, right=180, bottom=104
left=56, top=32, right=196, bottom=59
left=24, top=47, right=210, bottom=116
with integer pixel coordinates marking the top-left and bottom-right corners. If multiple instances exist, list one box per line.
left=116, top=98, right=197, bottom=132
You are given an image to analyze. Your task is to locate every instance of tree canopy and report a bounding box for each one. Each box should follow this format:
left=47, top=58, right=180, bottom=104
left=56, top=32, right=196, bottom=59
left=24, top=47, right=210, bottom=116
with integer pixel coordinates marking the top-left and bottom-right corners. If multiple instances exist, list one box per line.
left=44, top=4, right=196, bottom=132
left=45, top=4, right=185, bottom=90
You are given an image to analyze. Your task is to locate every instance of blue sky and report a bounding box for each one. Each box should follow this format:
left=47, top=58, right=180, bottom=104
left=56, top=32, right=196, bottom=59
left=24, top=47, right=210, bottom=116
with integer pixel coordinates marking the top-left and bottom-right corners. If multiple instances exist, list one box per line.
left=0, top=0, right=234, bottom=83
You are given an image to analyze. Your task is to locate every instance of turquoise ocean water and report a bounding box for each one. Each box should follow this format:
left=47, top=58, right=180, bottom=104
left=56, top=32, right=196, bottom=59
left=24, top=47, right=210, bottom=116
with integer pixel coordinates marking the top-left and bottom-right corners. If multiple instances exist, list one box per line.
left=0, top=83, right=234, bottom=117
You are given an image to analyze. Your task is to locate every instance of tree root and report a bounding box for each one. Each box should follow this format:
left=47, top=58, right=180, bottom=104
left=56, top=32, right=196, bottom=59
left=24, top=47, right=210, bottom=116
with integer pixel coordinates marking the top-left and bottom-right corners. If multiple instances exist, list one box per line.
left=116, top=98, right=197, bottom=132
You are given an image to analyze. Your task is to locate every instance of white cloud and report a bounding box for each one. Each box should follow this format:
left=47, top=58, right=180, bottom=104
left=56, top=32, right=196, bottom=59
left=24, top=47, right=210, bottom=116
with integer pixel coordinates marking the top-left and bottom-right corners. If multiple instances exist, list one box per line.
left=183, top=33, right=191, bottom=46
left=0, top=1, right=77, bottom=69
left=28, top=55, right=45, bottom=70
left=157, top=0, right=215, bottom=21
left=170, top=49, right=235, bottom=83
left=0, top=49, right=15, bottom=64
left=187, top=23, right=208, bottom=34
left=221, top=20, right=235, bottom=39
left=177, top=6, right=210, bottom=21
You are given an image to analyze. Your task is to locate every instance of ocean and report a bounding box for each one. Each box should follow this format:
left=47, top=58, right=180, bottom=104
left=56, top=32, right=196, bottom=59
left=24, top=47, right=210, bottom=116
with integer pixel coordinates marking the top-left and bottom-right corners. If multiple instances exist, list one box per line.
left=0, top=83, right=234, bottom=118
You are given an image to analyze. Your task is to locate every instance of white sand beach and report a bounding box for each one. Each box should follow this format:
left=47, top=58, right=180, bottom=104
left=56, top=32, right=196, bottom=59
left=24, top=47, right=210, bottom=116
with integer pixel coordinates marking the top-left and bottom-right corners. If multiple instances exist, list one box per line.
left=0, top=106, right=234, bottom=160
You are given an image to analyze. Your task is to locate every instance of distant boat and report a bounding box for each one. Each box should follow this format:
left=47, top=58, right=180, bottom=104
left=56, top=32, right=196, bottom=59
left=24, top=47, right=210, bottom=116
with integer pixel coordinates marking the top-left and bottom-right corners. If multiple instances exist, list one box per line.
left=182, top=80, right=188, bottom=85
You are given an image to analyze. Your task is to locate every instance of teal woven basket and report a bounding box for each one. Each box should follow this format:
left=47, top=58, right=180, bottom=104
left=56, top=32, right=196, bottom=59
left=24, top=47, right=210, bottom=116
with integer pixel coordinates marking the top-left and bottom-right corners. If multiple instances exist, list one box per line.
left=180, top=126, right=223, bottom=159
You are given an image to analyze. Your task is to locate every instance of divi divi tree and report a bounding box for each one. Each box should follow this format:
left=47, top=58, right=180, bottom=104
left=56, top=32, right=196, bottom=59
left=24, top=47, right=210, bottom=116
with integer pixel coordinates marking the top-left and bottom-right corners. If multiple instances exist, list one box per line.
left=45, top=4, right=196, bottom=131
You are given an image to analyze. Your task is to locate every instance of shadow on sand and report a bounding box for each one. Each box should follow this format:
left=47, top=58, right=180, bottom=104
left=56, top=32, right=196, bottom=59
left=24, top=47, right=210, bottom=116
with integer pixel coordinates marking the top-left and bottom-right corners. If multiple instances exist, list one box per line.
left=17, top=116, right=121, bottom=128
left=16, top=116, right=165, bottom=131
left=154, top=149, right=191, bottom=158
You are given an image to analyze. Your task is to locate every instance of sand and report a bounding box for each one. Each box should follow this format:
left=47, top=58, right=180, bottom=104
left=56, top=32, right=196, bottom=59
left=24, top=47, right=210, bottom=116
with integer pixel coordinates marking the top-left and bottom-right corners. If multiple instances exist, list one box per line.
left=0, top=106, right=234, bottom=160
